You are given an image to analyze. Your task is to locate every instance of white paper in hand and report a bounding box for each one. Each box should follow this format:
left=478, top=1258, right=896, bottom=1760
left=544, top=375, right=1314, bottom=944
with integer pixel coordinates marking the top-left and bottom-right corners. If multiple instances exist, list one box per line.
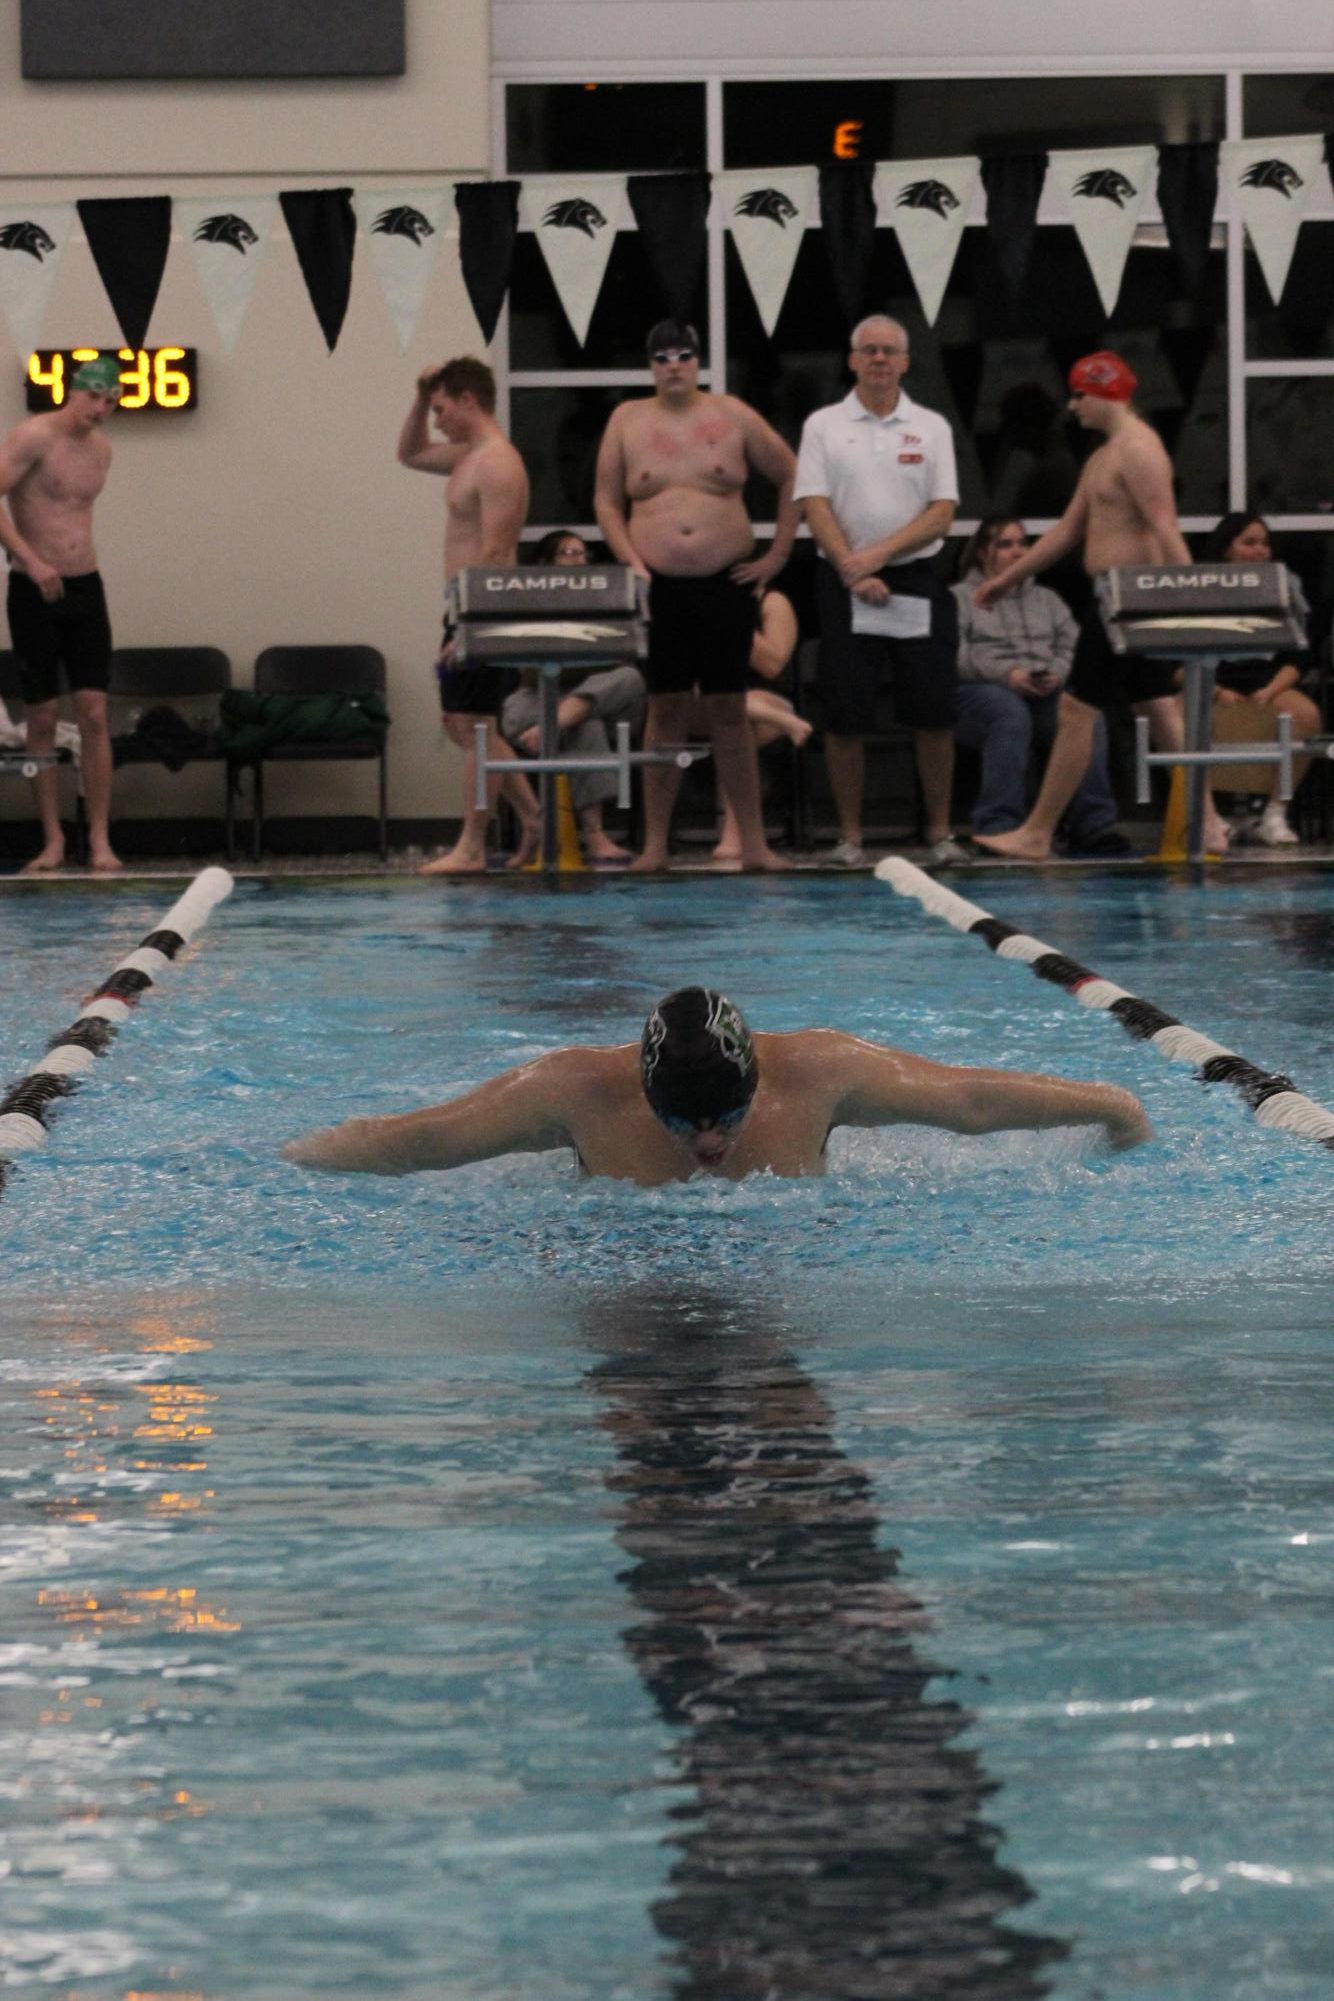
left=850, top=592, right=932, bottom=640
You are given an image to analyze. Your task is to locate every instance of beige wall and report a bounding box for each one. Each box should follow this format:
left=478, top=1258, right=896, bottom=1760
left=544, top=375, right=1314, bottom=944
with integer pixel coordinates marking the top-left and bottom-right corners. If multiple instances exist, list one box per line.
left=0, top=0, right=491, bottom=828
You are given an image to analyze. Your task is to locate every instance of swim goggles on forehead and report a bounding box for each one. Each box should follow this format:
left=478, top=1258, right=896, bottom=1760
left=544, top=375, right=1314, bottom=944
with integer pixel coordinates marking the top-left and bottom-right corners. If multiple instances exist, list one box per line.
left=650, top=347, right=696, bottom=365
left=656, top=1102, right=750, bottom=1138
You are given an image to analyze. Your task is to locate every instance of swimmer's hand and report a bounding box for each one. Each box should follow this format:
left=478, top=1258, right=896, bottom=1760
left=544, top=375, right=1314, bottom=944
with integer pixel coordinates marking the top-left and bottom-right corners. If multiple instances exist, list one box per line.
left=283, top=1119, right=413, bottom=1175
left=1103, top=1091, right=1153, bottom=1150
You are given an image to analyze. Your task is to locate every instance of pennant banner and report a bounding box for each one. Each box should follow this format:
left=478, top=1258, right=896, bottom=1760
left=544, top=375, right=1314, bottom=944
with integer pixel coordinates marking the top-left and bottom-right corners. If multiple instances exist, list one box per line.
left=353, top=186, right=449, bottom=351
left=177, top=193, right=276, bottom=355
left=0, top=201, right=73, bottom=361
left=77, top=195, right=171, bottom=349
left=518, top=174, right=626, bottom=347
left=1051, top=145, right=1153, bottom=318
left=626, top=172, right=710, bottom=324
left=1157, top=141, right=1219, bottom=294
left=874, top=156, right=977, bottom=326
left=455, top=180, right=520, bottom=345
left=1222, top=134, right=1325, bottom=305
left=818, top=160, right=876, bottom=328
left=981, top=154, right=1048, bottom=312
left=279, top=187, right=356, bottom=352
left=715, top=166, right=817, bottom=337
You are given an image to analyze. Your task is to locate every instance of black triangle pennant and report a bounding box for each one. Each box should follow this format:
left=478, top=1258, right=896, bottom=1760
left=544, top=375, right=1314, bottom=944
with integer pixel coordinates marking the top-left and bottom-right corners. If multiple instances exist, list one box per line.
left=76, top=195, right=171, bottom=350
left=1156, top=142, right=1219, bottom=295
left=279, top=188, right=356, bottom=351
left=626, top=172, right=710, bottom=322
left=453, top=181, right=520, bottom=345
left=817, top=161, right=876, bottom=328
left=980, top=154, right=1048, bottom=311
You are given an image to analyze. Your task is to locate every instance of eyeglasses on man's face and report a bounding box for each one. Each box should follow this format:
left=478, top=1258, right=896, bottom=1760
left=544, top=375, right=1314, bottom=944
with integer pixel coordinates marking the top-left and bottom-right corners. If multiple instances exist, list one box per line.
left=650, top=348, right=697, bottom=365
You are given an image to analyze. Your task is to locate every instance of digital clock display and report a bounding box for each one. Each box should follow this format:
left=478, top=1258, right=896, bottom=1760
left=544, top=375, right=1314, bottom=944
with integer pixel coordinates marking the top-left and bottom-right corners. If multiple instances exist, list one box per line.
left=25, top=347, right=198, bottom=413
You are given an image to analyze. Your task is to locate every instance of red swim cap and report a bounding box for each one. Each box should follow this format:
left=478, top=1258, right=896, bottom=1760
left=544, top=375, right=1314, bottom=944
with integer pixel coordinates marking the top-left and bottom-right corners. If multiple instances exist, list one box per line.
left=1068, top=351, right=1138, bottom=402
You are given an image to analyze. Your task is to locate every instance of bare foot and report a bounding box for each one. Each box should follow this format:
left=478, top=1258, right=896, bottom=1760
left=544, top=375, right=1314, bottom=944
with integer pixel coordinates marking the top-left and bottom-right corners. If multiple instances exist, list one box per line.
left=88, top=846, right=125, bottom=873
left=628, top=849, right=673, bottom=873
left=739, top=847, right=793, bottom=872
left=419, top=845, right=488, bottom=875
left=586, top=840, right=633, bottom=865
left=1202, top=815, right=1231, bottom=855
left=710, top=852, right=743, bottom=872
left=972, top=827, right=1052, bottom=861
left=20, top=840, right=66, bottom=874
left=504, top=816, right=541, bottom=871
left=710, top=843, right=742, bottom=865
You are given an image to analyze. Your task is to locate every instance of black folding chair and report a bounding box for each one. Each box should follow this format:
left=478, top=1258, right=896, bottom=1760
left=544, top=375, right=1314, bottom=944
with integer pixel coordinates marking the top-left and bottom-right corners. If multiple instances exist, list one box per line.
left=237, top=646, right=389, bottom=861
left=109, top=646, right=235, bottom=855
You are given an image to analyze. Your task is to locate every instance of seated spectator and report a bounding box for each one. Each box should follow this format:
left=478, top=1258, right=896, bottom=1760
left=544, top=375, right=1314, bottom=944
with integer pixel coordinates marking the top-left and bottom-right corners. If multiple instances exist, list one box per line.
left=709, top=589, right=811, bottom=865
left=952, top=518, right=1128, bottom=854
left=1195, top=512, right=1321, bottom=846
left=503, top=530, right=645, bottom=864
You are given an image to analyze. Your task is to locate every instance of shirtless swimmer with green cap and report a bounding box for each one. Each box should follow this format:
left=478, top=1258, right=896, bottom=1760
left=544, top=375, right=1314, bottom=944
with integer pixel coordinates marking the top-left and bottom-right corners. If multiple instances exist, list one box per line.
left=0, top=351, right=124, bottom=869
left=284, top=986, right=1150, bottom=1184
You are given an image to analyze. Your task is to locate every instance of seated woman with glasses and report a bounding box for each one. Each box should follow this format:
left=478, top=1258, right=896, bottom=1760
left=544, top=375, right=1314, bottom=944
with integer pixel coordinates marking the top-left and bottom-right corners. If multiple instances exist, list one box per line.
left=951, top=517, right=1127, bottom=855
left=1193, top=512, right=1321, bottom=846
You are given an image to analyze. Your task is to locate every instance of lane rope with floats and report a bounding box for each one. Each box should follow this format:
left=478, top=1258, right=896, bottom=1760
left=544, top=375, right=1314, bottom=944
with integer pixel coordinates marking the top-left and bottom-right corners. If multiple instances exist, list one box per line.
left=876, top=857, right=1334, bottom=1149
left=0, top=866, right=234, bottom=1194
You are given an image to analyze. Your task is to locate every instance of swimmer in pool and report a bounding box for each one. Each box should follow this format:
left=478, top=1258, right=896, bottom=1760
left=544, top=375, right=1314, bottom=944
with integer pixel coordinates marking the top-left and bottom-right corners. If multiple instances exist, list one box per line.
left=283, top=986, right=1151, bottom=1185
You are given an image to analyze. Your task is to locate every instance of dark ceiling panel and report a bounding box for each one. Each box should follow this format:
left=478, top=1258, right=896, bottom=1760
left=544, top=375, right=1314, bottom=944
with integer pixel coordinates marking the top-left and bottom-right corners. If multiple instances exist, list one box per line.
left=22, top=1, right=405, bottom=80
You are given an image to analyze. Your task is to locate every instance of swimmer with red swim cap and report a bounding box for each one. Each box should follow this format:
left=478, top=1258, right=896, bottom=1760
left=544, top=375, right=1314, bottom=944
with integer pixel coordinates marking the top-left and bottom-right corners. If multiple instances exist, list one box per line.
left=1066, top=351, right=1139, bottom=403
left=967, top=350, right=1230, bottom=860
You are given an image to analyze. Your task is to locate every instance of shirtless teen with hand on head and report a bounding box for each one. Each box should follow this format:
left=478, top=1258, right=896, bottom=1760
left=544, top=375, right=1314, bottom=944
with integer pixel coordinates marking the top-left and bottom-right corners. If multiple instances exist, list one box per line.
left=971, top=350, right=1229, bottom=860
left=397, top=356, right=540, bottom=875
left=0, top=355, right=125, bottom=872
left=594, top=321, right=800, bottom=872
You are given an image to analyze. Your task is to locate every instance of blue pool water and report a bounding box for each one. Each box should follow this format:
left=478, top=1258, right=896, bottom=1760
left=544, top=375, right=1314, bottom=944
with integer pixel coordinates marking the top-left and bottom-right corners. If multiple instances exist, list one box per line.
left=1, top=873, right=1332, bottom=1998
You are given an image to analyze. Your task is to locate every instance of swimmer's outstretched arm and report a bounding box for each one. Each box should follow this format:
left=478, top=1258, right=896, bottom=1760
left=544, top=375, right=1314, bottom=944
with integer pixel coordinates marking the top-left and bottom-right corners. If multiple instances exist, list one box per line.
left=829, top=1039, right=1152, bottom=1150
left=282, top=1056, right=572, bottom=1176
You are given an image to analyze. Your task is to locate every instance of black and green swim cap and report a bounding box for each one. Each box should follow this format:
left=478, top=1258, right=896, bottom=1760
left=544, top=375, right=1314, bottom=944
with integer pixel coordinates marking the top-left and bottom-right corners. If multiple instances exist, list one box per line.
left=640, top=987, right=758, bottom=1129
left=70, top=357, right=123, bottom=396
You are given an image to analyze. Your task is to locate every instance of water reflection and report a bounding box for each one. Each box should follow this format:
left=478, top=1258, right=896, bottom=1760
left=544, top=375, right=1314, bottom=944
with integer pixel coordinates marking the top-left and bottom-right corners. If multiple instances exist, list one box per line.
left=585, top=1286, right=1066, bottom=2000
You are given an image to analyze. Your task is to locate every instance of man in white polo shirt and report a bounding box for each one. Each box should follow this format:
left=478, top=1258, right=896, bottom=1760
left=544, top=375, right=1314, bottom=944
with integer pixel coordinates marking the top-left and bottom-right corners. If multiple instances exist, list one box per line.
left=795, top=315, right=964, bottom=866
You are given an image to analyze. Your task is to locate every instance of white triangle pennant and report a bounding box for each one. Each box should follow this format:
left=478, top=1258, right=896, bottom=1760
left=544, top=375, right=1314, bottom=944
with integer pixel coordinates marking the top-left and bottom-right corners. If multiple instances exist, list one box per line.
left=518, top=175, right=626, bottom=348
left=177, top=194, right=277, bottom=355
left=353, top=187, right=449, bottom=351
left=873, top=158, right=978, bottom=327
left=1223, top=134, right=1324, bottom=305
left=714, top=167, right=817, bottom=337
left=1051, top=146, right=1153, bottom=318
left=0, top=202, right=74, bottom=362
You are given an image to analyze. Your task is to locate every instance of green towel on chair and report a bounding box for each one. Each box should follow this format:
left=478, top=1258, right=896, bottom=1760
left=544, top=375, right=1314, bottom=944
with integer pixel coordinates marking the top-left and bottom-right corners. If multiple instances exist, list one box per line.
left=219, top=691, right=389, bottom=756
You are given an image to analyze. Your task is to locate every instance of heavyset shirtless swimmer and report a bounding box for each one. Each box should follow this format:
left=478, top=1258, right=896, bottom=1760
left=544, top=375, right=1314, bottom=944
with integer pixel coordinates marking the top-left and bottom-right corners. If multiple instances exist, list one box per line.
left=284, top=985, right=1151, bottom=1186
left=594, top=321, right=801, bottom=871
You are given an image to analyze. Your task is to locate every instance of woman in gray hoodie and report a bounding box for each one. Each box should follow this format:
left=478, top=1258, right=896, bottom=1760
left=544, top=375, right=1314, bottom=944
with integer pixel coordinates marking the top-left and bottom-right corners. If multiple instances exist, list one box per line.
left=952, top=518, right=1126, bottom=853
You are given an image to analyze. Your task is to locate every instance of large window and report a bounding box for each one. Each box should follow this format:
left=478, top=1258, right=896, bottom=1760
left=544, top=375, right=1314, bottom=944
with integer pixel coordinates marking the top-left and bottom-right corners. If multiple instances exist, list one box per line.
left=502, top=69, right=1334, bottom=546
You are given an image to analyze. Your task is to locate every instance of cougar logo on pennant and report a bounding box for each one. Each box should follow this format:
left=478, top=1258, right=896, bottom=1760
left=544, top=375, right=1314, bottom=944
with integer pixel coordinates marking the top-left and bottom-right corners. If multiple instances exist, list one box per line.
left=193, top=213, right=260, bottom=253
left=896, top=180, right=960, bottom=219
left=733, top=188, right=799, bottom=228
left=0, top=220, right=57, bottom=262
left=542, top=199, right=608, bottom=238
left=373, top=205, right=435, bottom=244
left=1072, top=168, right=1138, bottom=208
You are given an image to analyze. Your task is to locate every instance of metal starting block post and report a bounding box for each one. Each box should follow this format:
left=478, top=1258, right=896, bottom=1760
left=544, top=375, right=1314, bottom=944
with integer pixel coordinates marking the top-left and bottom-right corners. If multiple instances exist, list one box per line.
left=452, top=562, right=710, bottom=872
left=1100, top=562, right=1310, bottom=862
